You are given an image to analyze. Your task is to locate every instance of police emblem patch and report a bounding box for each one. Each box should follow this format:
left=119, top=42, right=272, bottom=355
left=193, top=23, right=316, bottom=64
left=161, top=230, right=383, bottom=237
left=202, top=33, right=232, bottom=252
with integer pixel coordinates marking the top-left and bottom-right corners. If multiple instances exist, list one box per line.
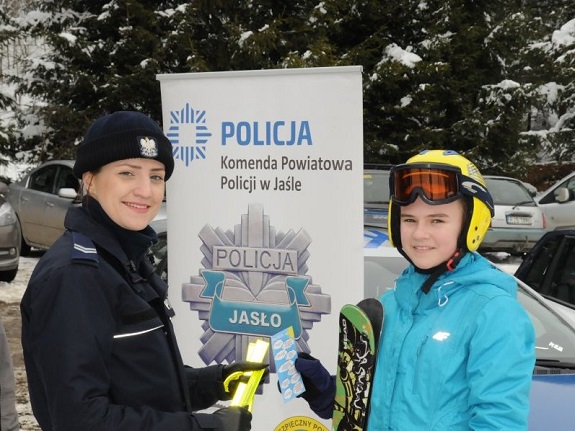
left=138, top=136, right=159, bottom=158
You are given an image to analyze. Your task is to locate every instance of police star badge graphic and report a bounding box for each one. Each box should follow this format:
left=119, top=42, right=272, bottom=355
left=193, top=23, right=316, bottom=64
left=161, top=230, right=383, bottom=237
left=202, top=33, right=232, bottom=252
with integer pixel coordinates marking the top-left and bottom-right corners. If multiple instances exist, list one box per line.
left=183, top=203, right=331, bottom=367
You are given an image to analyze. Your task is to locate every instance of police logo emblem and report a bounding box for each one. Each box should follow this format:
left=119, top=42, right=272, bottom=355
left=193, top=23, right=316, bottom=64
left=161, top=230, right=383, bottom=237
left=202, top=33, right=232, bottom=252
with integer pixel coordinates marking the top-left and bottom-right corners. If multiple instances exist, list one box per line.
left=183, top=204, right=331, bottom=365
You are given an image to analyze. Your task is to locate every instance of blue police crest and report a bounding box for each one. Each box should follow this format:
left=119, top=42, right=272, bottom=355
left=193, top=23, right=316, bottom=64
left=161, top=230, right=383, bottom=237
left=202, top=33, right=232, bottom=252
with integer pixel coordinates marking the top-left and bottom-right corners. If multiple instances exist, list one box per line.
left=183, top=203, right=331, bottom=367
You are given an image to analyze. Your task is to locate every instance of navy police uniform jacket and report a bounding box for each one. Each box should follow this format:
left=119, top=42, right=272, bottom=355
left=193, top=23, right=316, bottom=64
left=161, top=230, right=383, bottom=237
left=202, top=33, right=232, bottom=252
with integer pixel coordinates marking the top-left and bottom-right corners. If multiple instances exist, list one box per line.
left=21, top=203, right=226, bottom=430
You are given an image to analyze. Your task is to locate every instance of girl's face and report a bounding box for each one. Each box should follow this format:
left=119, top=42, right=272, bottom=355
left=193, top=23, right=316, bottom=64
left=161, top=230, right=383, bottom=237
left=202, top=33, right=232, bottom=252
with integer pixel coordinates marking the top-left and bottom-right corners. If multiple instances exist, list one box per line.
left=399, top=196, right=465, bottom=270
left=82, top=158, right=166, bottom=231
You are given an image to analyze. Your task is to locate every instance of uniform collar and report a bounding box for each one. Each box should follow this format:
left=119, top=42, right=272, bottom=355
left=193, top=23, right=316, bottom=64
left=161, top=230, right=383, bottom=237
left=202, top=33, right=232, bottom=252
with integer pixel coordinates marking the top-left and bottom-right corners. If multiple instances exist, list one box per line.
left=65, top=198, right=157, bottom=272
left=84, top=196, right=157, bottom=264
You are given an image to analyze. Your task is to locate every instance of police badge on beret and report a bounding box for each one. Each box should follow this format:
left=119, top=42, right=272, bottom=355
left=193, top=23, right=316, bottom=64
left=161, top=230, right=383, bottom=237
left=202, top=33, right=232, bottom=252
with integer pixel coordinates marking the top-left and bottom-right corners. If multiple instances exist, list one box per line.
left=139, top=136, right=159, bottom=158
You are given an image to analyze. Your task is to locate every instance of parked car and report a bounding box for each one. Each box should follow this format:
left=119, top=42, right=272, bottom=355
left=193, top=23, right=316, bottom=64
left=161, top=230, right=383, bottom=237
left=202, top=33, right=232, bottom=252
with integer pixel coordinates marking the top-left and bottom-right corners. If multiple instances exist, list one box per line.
left=536, top=171, right=575, bottom=230
left=5, top=160, right=167, bottom=256
left=4, top=160, right=79, bottom=255
left=480, top=175, right=547, bottom=255
left=515, top=229, right=575, bottom=309
left=0, top=182, right=20, bottom=282
left=363, top=165, right=392, bottom=229
left=522, top=181, right=539, bottom=197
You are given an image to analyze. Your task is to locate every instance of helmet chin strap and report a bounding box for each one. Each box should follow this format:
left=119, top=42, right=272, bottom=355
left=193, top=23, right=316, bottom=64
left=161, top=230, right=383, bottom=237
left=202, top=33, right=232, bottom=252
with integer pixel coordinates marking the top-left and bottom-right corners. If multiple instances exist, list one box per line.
left=419, top=248, right=466, bottom=294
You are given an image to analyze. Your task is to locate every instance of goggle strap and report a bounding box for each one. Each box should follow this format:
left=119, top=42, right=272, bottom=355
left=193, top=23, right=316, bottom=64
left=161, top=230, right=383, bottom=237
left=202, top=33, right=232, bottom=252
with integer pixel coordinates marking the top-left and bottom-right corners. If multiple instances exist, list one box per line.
left=459, top=176, right=495, bottom=215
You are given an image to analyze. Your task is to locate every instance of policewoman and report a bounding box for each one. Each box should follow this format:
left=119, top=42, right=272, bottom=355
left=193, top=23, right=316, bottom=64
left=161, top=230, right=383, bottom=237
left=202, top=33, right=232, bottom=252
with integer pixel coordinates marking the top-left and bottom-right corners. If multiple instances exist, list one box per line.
left=295, top=150, right=535, bottom=430
left=21, top=111, right=262, bottom=431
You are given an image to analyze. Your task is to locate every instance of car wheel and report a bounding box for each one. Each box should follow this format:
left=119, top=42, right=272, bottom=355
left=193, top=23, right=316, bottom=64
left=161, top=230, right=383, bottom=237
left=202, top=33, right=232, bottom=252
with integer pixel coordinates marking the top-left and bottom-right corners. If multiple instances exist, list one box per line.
left=20, top=232, right=32, bottom=257
left=0, top=267, right=18, bottom=283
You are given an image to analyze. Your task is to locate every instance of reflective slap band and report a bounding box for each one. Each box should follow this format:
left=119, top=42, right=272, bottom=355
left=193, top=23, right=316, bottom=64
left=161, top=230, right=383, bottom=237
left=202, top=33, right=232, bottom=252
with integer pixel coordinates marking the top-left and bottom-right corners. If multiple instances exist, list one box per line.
left=223, top=371, right=246, bottom=393
left=231, top=339, right=269, bottom=412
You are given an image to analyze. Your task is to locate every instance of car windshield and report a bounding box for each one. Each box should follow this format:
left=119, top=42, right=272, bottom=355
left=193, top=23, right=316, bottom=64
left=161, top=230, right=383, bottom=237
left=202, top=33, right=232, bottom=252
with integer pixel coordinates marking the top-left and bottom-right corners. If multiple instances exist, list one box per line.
left=364, top=170, right=390, bottom=204
left=518, top=280, right=575, bottom=364
left=485, top=177, right=535, bottom=206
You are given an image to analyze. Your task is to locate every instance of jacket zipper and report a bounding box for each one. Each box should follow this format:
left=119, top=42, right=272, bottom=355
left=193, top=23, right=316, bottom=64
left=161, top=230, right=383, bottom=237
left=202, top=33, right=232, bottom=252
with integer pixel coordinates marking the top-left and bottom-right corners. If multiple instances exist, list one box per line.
left=413, top=335, right=429, bottom=393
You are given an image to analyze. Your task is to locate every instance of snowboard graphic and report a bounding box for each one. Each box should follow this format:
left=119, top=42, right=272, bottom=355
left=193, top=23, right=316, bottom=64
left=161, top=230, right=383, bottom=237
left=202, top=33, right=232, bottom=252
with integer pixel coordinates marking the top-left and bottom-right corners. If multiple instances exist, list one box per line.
left=356, top=298, right=383, bottom=354
left=332, top=298, right=383, bottom=431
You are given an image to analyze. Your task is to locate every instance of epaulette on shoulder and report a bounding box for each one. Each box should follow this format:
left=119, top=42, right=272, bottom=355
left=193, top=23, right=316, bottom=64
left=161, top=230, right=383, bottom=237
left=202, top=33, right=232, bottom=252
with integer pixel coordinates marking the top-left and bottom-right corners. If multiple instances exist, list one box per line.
left=71, top=232, right=99, bottom=266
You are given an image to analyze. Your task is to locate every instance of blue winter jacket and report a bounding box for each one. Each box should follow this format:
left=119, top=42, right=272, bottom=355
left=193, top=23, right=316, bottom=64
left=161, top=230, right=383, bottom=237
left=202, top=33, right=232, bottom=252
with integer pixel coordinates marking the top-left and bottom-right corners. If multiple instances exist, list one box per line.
left=367, top=252, right=535, bottom=430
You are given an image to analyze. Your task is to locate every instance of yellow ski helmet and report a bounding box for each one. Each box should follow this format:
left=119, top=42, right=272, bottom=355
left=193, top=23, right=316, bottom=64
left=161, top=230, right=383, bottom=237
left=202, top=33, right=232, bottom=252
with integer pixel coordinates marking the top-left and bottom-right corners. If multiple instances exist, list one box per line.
left=388, top=150, right=494, bottom=253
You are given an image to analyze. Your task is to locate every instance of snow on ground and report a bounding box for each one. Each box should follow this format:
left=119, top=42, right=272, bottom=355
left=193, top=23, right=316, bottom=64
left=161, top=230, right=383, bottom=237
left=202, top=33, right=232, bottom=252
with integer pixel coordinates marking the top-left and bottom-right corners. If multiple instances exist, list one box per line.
left=0, top=256, right=39, bottom=303
left=0, top=253, right=43, bottom=430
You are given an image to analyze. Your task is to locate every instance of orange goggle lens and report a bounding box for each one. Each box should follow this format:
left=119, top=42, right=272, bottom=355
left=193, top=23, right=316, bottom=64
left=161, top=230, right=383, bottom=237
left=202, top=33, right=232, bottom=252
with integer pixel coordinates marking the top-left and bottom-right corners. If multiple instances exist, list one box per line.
left=392, top=167, right=460, bottom=204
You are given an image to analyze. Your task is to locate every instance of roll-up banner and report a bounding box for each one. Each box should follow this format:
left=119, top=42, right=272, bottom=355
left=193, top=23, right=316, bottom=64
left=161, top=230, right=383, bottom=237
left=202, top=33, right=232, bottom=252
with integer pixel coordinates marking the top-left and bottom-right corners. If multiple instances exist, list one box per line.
left=157, top=66, right=363, bottom=430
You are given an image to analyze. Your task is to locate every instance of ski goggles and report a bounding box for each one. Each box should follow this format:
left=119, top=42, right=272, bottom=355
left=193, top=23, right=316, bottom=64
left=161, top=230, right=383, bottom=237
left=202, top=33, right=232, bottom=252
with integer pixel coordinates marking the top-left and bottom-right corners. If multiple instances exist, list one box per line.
left=390, top=163, right=465, bottom=205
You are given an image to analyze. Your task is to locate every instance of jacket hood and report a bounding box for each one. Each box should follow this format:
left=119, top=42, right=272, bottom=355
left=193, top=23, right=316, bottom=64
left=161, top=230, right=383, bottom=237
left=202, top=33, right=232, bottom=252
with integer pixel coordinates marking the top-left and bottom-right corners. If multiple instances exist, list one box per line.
left=393, top=252, right=517, bottom=312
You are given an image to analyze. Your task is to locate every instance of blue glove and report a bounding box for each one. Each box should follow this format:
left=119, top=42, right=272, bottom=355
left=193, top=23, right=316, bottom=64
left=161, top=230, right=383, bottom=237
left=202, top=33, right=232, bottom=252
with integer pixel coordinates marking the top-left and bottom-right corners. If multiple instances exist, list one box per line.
left=294, top=352, right=335, bottom=419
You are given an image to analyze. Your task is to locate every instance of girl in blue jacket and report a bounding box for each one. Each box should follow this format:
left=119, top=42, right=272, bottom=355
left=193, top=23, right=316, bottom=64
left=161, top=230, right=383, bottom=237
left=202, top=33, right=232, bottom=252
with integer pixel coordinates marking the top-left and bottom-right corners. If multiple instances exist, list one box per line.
left=296, top=149, right=535, bottom=430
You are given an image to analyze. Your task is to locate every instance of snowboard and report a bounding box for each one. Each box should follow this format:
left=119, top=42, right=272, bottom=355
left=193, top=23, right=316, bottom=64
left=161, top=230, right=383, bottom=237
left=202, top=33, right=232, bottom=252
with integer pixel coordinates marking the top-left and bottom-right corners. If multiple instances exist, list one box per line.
left=332, top=298, right=384, bottom=431
left=356, top=298, right=384, bottom=354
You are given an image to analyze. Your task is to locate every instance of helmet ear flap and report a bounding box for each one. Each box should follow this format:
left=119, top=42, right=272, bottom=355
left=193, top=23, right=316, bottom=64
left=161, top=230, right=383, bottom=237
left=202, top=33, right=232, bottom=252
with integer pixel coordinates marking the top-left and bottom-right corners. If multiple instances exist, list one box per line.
left=466, top=196, right=492, bottom=251
left=388, top=200, right=415, bottom=265
left=458, top=197, right=473, bottom=251
left=388, top=200, right=401, bottom=249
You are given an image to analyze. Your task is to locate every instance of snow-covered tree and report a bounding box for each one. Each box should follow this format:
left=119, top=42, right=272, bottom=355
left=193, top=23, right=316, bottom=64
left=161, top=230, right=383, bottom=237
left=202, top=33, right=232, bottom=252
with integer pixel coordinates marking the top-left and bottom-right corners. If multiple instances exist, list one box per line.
left=1, top=0, right=573, bottom=177
left=7, top=1, right=192, bottom=160
left=522, top=17, right=575, bottom=163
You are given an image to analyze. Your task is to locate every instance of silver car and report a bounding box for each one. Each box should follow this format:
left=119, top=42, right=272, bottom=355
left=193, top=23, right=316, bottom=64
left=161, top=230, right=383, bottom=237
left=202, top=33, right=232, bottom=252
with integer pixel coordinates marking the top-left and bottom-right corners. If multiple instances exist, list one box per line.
left=5, top=160, right=79, bottom=255
left=480, top=175, right=547, bottom=255
left=536, top=171, right=575, bottom=230
left=0, top=182, right=20, bottom=282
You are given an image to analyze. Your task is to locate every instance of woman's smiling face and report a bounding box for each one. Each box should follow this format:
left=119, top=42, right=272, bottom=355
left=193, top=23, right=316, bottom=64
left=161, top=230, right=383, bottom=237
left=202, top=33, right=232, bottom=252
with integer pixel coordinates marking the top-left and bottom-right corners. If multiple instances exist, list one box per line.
left=82, top=158, right=166, bottom=231
left=399, top=196, right=465, bottom=270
